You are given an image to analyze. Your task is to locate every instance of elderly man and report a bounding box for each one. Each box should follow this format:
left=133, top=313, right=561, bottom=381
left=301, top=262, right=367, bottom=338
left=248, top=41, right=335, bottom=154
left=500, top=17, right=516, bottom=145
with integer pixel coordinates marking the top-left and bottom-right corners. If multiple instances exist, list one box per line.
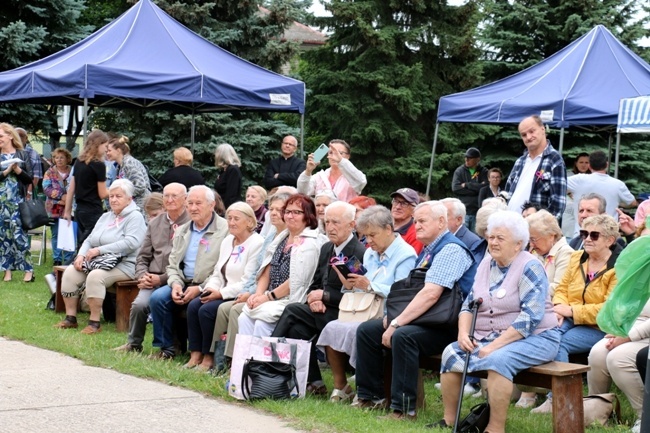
left=264, top=135, right=306, bottom=189
left=112, top=183, right=191, bottom=352
left=441, top=198, right=486, bottom=263
left=271, top=201, right=366, bottom=394
left=452, top=147, right=488, bottom=232
left=567, top=150, right=636, bottom=236
left=506, top=115, right=567, bottom=219
left=148, top=185, right=228, bottom=359
left=569, top=193, right=634, bottom=250
left=354, top=201, right=476, bottom=420
left=158, top=147, right=205, bottom=190
left=391, top=188, right=423, bottom=254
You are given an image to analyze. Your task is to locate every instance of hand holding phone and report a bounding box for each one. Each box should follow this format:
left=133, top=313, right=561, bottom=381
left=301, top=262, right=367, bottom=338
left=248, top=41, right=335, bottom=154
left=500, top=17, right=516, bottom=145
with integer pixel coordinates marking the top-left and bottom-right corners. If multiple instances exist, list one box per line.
left=200, top=290, right=210, bottom=298
left=312, top=143, right=329, bottom=163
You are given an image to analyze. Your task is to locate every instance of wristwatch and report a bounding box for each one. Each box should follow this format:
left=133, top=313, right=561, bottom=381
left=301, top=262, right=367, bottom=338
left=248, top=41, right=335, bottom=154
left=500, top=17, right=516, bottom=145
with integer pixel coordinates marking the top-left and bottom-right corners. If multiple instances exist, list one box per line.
left=390, top=318, right=400, bottom=329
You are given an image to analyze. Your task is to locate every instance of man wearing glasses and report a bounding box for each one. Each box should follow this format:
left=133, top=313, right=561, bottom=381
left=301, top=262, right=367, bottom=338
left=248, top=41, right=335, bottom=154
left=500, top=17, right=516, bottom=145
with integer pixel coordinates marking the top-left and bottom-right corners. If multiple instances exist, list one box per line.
left=263, top=135, right=306, bottom=189
left=451, top=147, right=488, bottom=232
left=390, top=188, right=423, bottom=254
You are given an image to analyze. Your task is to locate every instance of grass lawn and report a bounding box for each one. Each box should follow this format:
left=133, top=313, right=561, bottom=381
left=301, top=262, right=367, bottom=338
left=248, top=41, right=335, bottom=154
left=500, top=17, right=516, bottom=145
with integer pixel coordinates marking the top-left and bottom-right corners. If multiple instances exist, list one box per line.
left=0, top=259, right=638, bottom=433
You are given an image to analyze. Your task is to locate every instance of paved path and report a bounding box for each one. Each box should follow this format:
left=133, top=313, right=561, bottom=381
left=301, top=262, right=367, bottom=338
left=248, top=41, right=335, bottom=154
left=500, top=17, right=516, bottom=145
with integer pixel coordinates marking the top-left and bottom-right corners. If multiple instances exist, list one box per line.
left=0, top=338, right=301, bottom=433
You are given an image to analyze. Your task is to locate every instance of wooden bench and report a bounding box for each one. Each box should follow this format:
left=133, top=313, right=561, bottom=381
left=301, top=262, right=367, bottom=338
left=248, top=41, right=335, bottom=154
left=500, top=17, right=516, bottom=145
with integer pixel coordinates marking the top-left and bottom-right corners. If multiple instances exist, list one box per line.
left=52, top=266, right=140, bottom=332
left=420, top=355, right=590, bottom=433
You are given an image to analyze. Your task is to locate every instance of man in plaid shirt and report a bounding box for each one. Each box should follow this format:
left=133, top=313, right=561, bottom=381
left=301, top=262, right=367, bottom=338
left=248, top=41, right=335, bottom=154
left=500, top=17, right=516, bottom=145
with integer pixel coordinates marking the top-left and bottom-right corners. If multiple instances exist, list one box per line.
left=505, top=115, right=567, bottom=220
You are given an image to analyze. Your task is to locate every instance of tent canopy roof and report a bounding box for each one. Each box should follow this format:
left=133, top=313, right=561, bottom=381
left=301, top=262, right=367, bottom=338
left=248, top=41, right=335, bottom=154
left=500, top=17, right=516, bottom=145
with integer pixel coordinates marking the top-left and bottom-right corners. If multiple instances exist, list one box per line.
left=0, top=0, right=305, bottom=113
left=438, top=25, right=650, bottom=128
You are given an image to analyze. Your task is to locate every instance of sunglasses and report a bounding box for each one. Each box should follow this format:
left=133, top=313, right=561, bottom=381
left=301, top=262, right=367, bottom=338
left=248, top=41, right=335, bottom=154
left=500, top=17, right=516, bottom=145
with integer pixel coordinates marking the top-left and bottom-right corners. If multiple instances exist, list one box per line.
left=579, top=230, right=601, bottom=241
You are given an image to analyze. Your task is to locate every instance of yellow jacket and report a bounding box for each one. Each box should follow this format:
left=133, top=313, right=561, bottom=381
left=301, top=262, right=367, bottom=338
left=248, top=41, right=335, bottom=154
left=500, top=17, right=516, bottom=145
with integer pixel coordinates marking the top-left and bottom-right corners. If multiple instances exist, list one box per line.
left=552, top=247, right=620, bottom=326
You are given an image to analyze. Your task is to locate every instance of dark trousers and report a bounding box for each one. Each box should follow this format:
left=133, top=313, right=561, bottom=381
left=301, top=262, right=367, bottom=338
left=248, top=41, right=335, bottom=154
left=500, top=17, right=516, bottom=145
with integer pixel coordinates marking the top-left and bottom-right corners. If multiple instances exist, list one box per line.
left=637, top=346, right=648, bottom=384
left=75, top=205, right=103, bottom=248
left=356, top=319, right=456, bottom=413
left=187, top=297, right=224, bottom=354
left=272, top=302, right=336, bottom=383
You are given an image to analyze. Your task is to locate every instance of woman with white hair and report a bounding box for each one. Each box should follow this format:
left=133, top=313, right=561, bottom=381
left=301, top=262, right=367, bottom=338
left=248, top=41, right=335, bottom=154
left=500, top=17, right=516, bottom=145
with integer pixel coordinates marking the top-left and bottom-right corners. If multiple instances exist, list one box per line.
left=55, top=179, right=147, bottom=334
left=214, top=143, right=242, bottom=208
left=436, top=211, right=560, bottom=432
left=314, top=190, right=338, bottom=234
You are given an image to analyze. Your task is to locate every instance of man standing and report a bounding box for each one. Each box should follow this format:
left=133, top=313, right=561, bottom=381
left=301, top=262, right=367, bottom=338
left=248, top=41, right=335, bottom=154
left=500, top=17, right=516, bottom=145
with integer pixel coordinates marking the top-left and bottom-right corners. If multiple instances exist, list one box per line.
left=148, top=185, right=228, bottom=359
left=441, top=198, right=486, bottom=263
left=452, top=147, right=488, bottom=231
left=506, top=115, right=567, bottom=220
left=264, top=135, right=306, bottom=189
left=567, top=150, right=636, bottom=236
left=271, top=201, right=366, bottom=394
left=391, top=188, right=423, bottom=254
left=113, top=183, right=191, bottom=352
left=354, top=201, right=475, bottom=420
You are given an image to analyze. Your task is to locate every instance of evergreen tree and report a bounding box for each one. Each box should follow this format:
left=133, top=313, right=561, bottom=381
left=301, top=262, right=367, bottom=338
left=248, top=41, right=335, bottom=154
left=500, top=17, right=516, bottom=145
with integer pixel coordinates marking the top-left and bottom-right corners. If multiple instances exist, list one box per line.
left=93, top=0, right=310, bottom=189
left=300, top=0, right=483, bottom=201
left=0, top=0, right=93, bottom=138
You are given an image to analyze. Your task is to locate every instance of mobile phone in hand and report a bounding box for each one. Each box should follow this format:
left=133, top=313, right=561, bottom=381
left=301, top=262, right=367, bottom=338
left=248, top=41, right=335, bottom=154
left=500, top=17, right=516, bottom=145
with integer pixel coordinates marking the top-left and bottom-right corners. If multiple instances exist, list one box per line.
left=200, top=290, right=210, bottom=298
left=313, top=143, right=329, bottom=163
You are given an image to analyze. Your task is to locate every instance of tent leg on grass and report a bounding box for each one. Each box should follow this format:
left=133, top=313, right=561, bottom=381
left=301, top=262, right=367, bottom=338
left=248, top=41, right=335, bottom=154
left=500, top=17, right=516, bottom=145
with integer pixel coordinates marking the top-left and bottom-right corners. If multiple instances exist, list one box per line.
left=426, top=122, right=440, bottom=198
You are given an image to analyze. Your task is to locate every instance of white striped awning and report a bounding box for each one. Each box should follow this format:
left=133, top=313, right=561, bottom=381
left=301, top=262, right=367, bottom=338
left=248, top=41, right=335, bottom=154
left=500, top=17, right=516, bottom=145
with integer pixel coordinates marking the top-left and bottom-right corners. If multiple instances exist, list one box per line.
left=618, top=96, right=650, bottom=133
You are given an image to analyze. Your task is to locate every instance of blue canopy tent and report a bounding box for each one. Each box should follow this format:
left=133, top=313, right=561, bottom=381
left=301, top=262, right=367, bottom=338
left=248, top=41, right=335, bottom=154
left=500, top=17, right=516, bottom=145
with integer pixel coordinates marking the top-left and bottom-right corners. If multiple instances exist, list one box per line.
left=0, top=0, right=306, bottom=149
left=427, top=25, right=650, bottom=194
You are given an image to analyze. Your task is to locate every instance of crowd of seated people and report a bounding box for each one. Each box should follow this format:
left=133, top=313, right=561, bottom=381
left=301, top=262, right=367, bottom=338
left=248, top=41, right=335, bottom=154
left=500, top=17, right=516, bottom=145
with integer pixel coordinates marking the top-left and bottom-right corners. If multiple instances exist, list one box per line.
left=39, top=125, right=650, bottom=433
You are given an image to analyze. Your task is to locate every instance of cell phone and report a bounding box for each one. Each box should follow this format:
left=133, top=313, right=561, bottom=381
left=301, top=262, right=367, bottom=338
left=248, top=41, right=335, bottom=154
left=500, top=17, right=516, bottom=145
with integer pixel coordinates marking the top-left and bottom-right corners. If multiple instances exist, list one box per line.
left=200, top=290, right=210, bottom=298
left=312, top=143, right=329, bottom=163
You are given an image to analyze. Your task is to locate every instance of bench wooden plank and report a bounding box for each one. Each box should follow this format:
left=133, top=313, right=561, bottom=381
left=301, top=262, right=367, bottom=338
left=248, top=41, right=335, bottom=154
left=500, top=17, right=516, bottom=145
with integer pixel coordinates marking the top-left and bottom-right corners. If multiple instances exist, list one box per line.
left=53, top=265, right=68, bottom=313
left=114, top=281, right=140, bottom=332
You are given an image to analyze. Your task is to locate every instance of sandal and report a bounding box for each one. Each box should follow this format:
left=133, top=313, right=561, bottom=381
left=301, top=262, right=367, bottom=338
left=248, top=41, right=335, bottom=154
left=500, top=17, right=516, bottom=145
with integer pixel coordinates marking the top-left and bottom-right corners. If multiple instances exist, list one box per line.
left=515, top=393, right=538, bottom=408
left=330, top=386, right=355, bottom=403
left=306, top=382, right=328, bottom=397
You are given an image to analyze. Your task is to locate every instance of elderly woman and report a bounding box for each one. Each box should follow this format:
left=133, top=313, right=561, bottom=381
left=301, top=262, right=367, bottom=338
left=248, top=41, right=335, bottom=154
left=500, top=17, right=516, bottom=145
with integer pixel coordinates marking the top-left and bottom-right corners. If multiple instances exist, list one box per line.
left=515, top=210, right=574, bottom=407
left=532, top=214, right=621, bottom=413
left=297, top=139, right=367, bottom=202
left=105, top=134, right=151, bottom=216
left=317, top=205, right=416, bottom=402
left=55, top=179, right=147, bottom=334
left=437, top=211, right=560, bottom=433
left=214, top=143, right=242, bottom=208
left=184, top=202, right=264, bottom=371
left=238, top=193, right=323, bottom=336
left=315, top=190, right=338, bottom=234
left=213, top=191, right=291, bottom=372
left=158, top=147, right=205, bottom=190
left=0, top=123, right=34, bottom=282
left=43, top=148, right=74, bottom=266
left=245, top=185, right=268, bottom=233
left=143, top=193, right=164, bottom=221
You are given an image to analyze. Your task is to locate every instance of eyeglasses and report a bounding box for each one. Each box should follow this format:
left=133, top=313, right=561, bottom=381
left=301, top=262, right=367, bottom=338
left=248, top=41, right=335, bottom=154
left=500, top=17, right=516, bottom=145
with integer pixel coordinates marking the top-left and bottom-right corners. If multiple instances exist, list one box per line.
left=163, top=193, right=184, bottom=200
left=529, top=236, right=541, bottom=244
left=283, top=209, right=305, bottom=216
left=392, top=198, right=414, bottom=208
left=281, top=141, right=296, bottom=147
left=579, top=230, right=601, bottom=241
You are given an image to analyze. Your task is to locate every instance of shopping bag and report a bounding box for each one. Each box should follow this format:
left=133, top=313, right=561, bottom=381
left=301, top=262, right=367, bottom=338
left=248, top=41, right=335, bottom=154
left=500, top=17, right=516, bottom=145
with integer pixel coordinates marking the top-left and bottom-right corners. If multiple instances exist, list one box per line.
left=228, top=335, right=311, bottom=400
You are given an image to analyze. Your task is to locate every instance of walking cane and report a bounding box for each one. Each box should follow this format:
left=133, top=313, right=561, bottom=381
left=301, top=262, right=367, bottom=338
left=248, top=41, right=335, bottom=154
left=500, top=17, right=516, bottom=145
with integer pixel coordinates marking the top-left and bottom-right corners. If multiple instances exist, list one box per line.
left=453, top=297, right=483, bottom=433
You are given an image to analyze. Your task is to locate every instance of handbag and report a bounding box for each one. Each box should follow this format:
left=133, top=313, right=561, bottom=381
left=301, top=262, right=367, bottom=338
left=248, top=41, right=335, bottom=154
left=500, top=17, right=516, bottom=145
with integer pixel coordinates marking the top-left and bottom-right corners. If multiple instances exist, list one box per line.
left=583, top=393, right=620, bottom=426
left=18, top=198, right=50, bottom=230
left=241, top=342, right=298, bottom=400
left=386, top=268, right=462, bottom=327
left=82, top=253, right=122, bottom=273
left=338, top=291, right=384, bottom=322
left=457, top=402, right=490, bottom=433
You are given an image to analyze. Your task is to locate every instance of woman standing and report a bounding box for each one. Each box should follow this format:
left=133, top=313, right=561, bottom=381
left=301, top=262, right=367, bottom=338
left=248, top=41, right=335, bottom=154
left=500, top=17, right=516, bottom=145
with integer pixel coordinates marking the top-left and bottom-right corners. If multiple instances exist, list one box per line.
left=43, top=148, right=74, bottom=266
left=105, top=135, right=151, bottom=216
left=214, top=143, right=242, bottom=209
left=64, top=129, right=109, bottom=245
left=0, top=123, right=34, bottom=282
left=245, top=185, right=267, bottom=233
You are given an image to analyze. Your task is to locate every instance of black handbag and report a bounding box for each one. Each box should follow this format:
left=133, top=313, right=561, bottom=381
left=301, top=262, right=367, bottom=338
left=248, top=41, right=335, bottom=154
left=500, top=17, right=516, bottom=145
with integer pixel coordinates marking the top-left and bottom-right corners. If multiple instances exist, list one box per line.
left=241, top=342, right=299, bottom=400
left=18, top=198, right=50, bottom=230
left=386, top=268, right=462, bottom=327
left=457, top=402, right=490, bottom=433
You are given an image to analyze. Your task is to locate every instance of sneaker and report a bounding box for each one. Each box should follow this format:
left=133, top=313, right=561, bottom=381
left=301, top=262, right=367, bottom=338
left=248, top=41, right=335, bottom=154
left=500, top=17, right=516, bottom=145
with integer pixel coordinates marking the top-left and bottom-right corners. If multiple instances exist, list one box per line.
left=45, top=274, right=57, bottom=294
left=531, top=397, right=553, bottom=414
left=148, top=350, right=175, bottom=360
left=434, top=383, right=442, bottom=390
left=471, top=389, right=484, bottom=399
left=631, top=419, right=641, bottom=433
left=352, top=397, right=388, bottom=410
left=463, top=382, right=480, bottom=397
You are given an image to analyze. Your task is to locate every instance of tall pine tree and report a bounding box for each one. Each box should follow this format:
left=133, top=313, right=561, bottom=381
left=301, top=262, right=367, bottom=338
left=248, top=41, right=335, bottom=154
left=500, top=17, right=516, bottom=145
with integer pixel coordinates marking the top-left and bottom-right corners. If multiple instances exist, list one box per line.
left=300, top=0, right=483, bottom=201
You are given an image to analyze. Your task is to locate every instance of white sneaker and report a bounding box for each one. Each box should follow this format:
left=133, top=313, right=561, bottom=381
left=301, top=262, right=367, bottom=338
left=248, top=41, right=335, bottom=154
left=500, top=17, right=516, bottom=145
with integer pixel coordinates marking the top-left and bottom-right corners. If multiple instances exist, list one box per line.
left=463, top=383, right=480, bottom=397
left=631, top=419, right=641, bottom=433
left=531, top=397, right=553, bottom=414
left=434, top=383, right=442, bottom=390
left=45, top=274, right=57, bottom=294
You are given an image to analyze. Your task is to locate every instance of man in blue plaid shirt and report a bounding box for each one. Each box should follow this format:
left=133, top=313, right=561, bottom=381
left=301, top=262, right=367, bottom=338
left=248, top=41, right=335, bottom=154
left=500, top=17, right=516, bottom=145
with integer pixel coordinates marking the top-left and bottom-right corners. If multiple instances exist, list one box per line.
left=506, top=115, right=567, bottom=219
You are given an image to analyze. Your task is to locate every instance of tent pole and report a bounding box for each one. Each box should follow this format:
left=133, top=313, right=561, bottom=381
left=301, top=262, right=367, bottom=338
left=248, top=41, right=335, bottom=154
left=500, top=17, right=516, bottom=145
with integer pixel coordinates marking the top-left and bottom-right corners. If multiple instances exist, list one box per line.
left=300, top=114, right=305, bottom=159
left=82, top=97, right=88, bottom=140
left=426, top=123, right=440, bottom=198
left=614, top=132, right=621, bottom=179
left=606, top=133, right=613, bottom=176
left=558, top=128, right=565, bottom=154
left=191, top=110, right=196, bottom=156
